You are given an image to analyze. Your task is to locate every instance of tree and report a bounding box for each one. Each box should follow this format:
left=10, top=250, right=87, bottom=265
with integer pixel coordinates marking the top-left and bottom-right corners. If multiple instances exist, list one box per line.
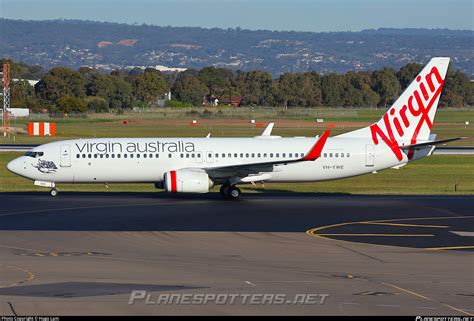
left=198, top=66, right=234, bottom=96
left=57, top=96, right=87, bottom=113
left=236, top=70, right=273, bottom=106
left=275, top=72, right=322, bottom=107
left=440, top=68, right=471, bottom=107
left=10, top=80, right=40, bottom=109
left=321, top=74, right=345, bottom=107
left=111, top=76, right=133, bottom=108
left=35, top=67, right=85, bottom=104
left=86, top=74, right=115, bottom=102
left=397, top=63, right=422, bottom=88
left=85, top=96, right=109, bottom=112
left=372, top=68, right=401, bottom=107
left=173, top=76, right=208, bottom=106
left=129, top=72, right=169, bottom=105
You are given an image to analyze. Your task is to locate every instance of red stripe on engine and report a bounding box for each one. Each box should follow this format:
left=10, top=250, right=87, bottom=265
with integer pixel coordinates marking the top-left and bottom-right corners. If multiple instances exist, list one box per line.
left=170, top=170, right=177, bottom=193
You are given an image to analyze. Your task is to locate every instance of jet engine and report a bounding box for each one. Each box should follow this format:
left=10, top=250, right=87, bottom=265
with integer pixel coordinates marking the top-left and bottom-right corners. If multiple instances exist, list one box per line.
left=163, top=170, right=213, bottom=193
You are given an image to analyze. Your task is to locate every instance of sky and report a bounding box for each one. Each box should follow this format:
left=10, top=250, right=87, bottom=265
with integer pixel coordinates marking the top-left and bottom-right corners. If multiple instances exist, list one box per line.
left=1, top=0, right=473, bottom=32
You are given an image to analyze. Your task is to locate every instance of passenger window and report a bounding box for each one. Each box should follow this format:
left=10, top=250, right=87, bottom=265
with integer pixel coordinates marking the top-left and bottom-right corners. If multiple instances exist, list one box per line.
left=215, top=153, right=219, bottom=158
left=168, top=154, right=172, bottom=158
left=341, top=153, right=344, bottom=158
left=82, top=154, right=86, bottom=158
left=105, top=154, right=109, bottom=158
left=144, top=154, right=147, bottom=158
left=282, top=153, right=286, bottom=158
left=130, top=154, right=134, bottom=158
left=100, top=154, right=104, bottom=159
left=264, top=153, right=267, bottom=157
left=136, top=154, right=140, bottom=158
left=240, top=153, right=243, bottom=158
left=270, top=153, right=273, bottom=157
left=246, top=153, right=249, bottom=158
left=258, top=153, right=261, bottom=158
left=335, top=153, right=338, bottom=158
left=111, top=154, right=115, bottom=158
left=347, top=153, right=350, bottom=157
left=149, top=154, right=153, bottom=158
left=222, top=153, right=225, bottom=158
left=156, top=154, right=159, bottom=158
left=228, top=153, right=231, bottom=158
left=329, top=153, right=333, bottom=158
left=76, top=154, right=80, bottom=158
left=276, top=153, right=279, bottom=158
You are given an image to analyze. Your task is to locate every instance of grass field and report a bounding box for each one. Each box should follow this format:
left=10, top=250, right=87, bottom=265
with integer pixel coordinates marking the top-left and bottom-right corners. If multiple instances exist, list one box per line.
left=2, top=107, right=474, bottom=145
left=1, top=107, right=473, bottom=195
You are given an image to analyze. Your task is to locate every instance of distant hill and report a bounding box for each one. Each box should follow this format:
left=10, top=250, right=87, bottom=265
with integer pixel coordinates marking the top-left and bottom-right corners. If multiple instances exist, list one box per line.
left=0, top=19, right=473, bottom=77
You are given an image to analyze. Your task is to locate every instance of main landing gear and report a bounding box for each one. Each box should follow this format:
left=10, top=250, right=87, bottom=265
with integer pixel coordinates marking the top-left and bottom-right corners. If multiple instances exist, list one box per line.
left=220, top=184, right=241, bottom=200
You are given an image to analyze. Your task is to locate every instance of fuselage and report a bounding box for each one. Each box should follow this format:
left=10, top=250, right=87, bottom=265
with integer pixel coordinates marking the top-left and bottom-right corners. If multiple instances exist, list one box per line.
left=7, top=135, right=421, bottom=185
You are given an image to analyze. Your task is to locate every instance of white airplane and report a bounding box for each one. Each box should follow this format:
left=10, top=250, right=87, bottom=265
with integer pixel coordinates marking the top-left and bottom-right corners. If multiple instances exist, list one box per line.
left=7, top=57, right=461, bottom=199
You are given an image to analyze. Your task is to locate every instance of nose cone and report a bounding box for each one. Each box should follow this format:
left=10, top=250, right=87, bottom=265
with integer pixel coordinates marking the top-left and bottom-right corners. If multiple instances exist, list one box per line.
left=7, top=158, right=22, bottom=175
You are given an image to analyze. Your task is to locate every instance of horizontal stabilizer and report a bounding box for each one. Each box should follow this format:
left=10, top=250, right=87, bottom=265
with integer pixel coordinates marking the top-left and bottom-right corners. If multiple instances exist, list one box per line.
left=399, top=137, right=465, bottom=149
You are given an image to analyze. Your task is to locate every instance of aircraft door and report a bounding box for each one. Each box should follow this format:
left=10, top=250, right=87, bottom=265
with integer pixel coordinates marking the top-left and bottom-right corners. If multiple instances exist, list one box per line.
left=365, top=144, right=375, bottom=167
left=60, top=145, right=71, bottom=167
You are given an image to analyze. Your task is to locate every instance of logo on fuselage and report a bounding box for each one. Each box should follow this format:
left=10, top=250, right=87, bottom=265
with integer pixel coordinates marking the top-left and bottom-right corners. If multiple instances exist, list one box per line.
left=32, top=159, right=58, bottom=174
left=75, top=140, right=195, bottom=154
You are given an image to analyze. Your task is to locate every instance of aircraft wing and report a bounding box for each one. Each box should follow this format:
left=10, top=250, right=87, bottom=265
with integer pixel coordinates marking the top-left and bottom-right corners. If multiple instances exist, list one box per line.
left=203, top=130, right=330, bottom=181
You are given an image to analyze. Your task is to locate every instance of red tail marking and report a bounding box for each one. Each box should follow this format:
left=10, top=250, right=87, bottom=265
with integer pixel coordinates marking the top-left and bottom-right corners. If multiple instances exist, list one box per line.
left=370, top=65, right=445, bottom=160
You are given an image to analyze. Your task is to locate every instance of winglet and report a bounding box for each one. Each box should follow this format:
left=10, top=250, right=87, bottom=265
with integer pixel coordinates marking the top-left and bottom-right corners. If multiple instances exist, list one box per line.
left=303, top=130, right=330, bottom=161
left=261, top=123, right=274, bottom=136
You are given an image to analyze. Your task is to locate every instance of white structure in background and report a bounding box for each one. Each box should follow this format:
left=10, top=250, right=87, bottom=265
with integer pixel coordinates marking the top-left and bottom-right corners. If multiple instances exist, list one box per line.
left=157, top=92, right=172, bottom=107
left=7, top=108, right=30, bottom=118
left=125, top=65, right=187, bottom=73
left=154, top=65, right=187, bottom=73
left=13, top=79, right=40, bottom=87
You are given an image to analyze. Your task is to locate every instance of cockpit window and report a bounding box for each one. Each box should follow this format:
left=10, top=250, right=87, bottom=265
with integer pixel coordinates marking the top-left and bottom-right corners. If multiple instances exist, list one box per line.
left=25, top=151, right=44, bottom=158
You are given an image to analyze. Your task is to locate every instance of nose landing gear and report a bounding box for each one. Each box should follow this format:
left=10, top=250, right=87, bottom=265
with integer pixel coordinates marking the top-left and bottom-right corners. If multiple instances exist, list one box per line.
left=50, top=188, right=58, bottom=197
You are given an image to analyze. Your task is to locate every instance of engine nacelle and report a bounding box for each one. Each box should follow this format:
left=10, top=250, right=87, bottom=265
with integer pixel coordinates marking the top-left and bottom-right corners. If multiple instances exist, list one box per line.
left=163, top=170, right=213, bottom=193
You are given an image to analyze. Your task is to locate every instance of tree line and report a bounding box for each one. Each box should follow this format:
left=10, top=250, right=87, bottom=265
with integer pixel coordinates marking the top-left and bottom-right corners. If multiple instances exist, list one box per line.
left=2, top=58, right=472, bottom=113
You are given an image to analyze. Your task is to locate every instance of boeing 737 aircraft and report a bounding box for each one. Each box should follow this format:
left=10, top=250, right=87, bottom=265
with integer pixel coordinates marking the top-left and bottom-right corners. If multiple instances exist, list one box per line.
left=7, top=57, right=462, bottom=199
